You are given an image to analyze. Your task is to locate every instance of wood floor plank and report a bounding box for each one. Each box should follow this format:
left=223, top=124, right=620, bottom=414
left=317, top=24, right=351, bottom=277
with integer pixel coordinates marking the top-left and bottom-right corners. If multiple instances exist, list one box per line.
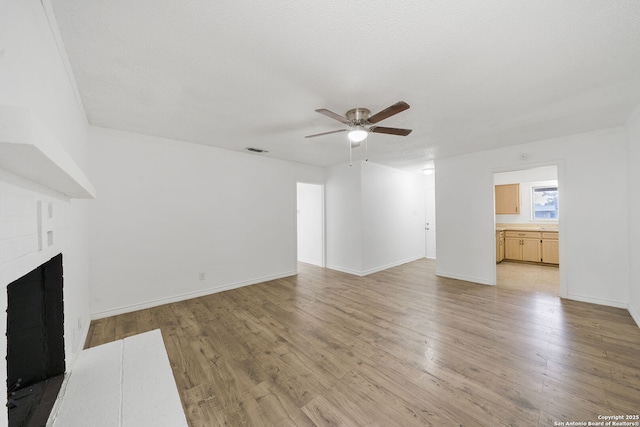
left=113, top=310, right=138, bottom=340
left=84, top=316, right=116, bottom=348
left=86, top=259, right=640, bottom=426
left=248, top=381, right=316, bottom=427
left=301, top=395, right=361, bottom=427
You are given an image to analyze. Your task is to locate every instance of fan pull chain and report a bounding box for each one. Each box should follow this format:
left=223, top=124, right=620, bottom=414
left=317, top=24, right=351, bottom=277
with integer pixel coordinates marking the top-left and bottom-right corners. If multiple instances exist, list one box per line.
left=364, top=136, right=369, bottom=162
left=349, top=141, right=353, bottom=166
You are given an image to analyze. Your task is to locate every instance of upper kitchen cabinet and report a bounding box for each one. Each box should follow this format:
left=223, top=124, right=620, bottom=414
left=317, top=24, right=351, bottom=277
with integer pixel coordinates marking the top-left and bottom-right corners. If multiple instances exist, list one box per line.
left=495, top=184, right=520, bottom=214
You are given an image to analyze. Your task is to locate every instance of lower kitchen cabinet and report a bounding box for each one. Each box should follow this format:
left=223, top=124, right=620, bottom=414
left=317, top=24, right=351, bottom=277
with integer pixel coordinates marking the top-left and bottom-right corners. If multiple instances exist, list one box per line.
left=503, top=230, right=559, bottom=265
left=541, top=231, right=559, bottom=264
left=504, top=231, right=541, bottom=262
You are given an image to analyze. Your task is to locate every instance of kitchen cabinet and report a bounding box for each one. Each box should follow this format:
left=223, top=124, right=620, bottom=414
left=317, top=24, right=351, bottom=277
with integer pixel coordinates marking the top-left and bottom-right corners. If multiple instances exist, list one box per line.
left=541, top=231, right=559, bottom=264
left=504, top=230, right=541, bottom=262
left=496, top=230, right=504, bottom=263
left=495, top=184, right=520, bottom=214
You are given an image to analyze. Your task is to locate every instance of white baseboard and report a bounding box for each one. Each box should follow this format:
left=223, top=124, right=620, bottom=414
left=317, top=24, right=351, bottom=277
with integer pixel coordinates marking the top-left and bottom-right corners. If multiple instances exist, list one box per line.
left=327, top=255, right=425, bottom=277
left=629, top=304, right=640, bottom=328
left=325, top=264, right=364, bottom=277
left=297, top=257, right=323, bottom=267
left=90, top=271, right=297, bottom=319
left=435, top=270, right=493, bottom=286
left=361, top=255, right=426, bottom=276
left=566, top=293, right=628, bottom=309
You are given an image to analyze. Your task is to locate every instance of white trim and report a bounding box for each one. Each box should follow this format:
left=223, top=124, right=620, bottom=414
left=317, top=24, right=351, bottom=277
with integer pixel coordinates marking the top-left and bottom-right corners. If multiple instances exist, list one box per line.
left=435, top=271, right=494, bottom=286
left=297, top=257, right=323, bottom=267
left=629, top=304, right=640, bottom=329
left=295, top=182, right=326, bottom=269
left=566, top=293, right=628, bottom=309
left=326, top=264, right=364, bottom=277
left=90, top=271, right=296, bottom=319
left=530, top=183, right=559, bottom=222
left=491, top=161, right=567, bottom=298
left=327, top=255, right=425, bottom=277
left=361, top=255, right=425, bottom=276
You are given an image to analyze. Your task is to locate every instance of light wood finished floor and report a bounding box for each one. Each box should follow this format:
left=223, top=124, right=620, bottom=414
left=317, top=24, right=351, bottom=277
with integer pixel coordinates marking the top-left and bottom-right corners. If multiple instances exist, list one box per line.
left=497, top=262, right=559, bottom=296
left=85, top=259, right=640, bottom=426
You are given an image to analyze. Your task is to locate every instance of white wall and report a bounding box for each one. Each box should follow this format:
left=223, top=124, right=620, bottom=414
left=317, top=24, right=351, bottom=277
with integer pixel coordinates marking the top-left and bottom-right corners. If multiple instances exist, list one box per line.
left=627, top=104, right=640, bottom=326
left=361, top=162, right=425, bottom=274
left=88, top=127, right=324, bottom=317
left=297, top=183, right=324, bottom=266
left=325, top=163, right=363, bottom=274
left=436, top=127, right=630, bottom=309
left=325, top=161, right=425, bottom=275
left=495, top=166, right=558, bottom=224
left=0, top=2, right=92, bottom=424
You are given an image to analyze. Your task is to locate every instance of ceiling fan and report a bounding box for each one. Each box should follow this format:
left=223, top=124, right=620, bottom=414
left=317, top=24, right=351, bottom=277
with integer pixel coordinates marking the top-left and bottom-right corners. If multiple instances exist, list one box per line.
left=305, top=101, right=412, bottom=147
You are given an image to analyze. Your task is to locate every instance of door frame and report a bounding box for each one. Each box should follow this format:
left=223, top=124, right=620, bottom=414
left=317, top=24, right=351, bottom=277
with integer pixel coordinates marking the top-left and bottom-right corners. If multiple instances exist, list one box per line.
left=492, top=162, right=566, bottom=299
left=295, top=182, right=326, bottom=270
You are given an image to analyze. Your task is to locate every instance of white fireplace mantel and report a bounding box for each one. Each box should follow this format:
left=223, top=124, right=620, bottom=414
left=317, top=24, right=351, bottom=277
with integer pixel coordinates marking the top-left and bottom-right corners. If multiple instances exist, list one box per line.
left=0, top=105, right=96, bottom=199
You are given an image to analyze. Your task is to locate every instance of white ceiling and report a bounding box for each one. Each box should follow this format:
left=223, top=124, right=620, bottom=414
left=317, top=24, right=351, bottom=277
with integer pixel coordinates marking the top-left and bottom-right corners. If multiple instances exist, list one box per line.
left=50, top=0, right=640, bottom=173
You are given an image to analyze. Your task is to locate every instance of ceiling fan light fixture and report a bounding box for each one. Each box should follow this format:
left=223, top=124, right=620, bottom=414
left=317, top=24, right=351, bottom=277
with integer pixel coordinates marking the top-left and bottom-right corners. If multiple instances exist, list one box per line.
left=348, top=127, right=368, bottom=143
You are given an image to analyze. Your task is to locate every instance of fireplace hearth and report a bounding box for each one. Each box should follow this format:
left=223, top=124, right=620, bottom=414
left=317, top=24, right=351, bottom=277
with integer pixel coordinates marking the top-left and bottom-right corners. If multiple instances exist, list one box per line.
left=6, top=254, right=65, bottom=427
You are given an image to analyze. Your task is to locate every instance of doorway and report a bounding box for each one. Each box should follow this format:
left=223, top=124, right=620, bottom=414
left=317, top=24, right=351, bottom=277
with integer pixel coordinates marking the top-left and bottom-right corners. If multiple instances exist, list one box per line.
left=494, top=166, right=560, bottom=296
left=296, top=183, right=325, bottom=267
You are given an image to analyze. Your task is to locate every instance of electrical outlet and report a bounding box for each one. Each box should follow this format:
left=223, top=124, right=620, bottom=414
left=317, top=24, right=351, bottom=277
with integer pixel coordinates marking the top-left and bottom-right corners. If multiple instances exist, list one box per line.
left=199, top=272, right=205, bottom=281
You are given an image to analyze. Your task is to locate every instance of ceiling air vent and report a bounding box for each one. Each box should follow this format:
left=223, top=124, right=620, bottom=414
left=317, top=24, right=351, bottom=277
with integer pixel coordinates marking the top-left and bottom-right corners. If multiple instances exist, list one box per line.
left=245, top=147, right=268, bottom=154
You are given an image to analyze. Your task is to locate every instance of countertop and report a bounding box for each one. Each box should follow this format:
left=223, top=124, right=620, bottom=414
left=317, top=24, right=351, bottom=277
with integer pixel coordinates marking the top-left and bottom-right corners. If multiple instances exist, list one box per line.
left=496, top=225, right=558, bottom=232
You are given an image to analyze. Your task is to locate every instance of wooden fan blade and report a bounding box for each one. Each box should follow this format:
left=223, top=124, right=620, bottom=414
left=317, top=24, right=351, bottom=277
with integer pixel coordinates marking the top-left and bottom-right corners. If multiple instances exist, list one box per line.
left=305, top=129, right=347, bottom=138
left=367, top=101, right=410, bottom=124
left=369, top=126, right=412, bottom=136
left=315, top=109, right=351, bottom=124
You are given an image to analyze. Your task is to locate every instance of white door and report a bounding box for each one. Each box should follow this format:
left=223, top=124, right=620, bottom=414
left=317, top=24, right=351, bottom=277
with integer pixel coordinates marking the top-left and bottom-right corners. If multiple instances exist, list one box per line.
left=425, top=187, right=436, bottom=259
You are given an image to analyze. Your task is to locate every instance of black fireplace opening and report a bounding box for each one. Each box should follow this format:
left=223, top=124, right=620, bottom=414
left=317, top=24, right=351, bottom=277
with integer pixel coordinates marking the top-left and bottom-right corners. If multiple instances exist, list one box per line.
left=6, top=253, right=65, bottom=427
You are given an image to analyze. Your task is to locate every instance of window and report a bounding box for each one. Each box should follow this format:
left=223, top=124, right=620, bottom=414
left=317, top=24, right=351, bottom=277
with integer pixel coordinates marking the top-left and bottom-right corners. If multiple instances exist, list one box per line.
left=532, top=186, right=558, bottom=219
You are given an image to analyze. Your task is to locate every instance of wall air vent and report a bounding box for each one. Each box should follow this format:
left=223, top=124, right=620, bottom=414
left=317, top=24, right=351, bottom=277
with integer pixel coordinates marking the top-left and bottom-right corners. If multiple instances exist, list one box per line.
left=245, top=147, right=269, bottom=154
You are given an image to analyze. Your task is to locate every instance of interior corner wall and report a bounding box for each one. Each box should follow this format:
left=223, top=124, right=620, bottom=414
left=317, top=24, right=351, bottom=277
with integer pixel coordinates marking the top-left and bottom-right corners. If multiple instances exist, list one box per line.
left=325, top=163, right=363, bottom=274
left=0, top=2, right=92, bottom=424
left=88, top=127, right=324, bottom=318
left=436, top=127, right=630, bottom=308
left=360, top=162, right=425, bottom=274
left=627, top=106, right=640, bottom=327
left=325, top=162, right=425, bottom=276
